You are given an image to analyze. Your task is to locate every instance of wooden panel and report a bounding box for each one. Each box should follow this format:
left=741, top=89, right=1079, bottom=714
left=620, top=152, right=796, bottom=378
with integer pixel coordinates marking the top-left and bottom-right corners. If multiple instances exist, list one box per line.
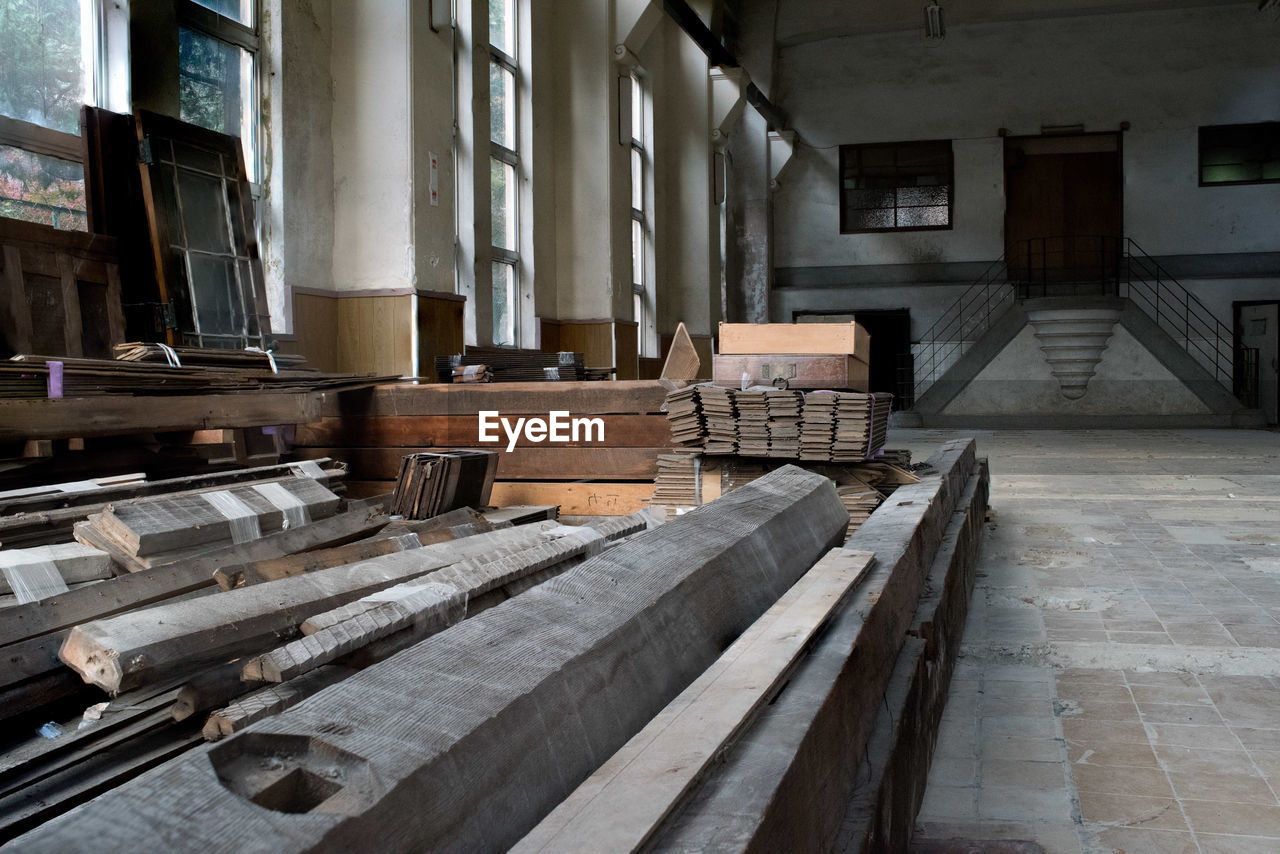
left=555, top=320, right=615, bottom=369
left=319, top=380, right=677, bottom=418
left=294, top=414, right=671, bottom=449
left=417, top=291, right=465, bottom=380
left=692, top=335, right=713, bottom=380
left=2, top=244, right=33, bottom=354
left=285, top=291, right=339, bottom=372
left=719, top=322, right=870, bottom=358
left=0, top=393, right=323, bottom=442
left=712, top=354, right=870, bottom=391
left=295, top=446, right=666, bottom=481
left=614, top=320, right=638, bottom=380
left=488, top=481, right=654, bottom=515
left=338, top=294, right=413, bottom=376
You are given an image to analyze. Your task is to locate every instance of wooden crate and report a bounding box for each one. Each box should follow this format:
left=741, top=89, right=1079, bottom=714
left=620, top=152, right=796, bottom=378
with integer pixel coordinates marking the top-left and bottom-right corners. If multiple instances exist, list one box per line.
left=718, top=322, right=870, bottom=359
left=712, top=354, right=869, bottom=391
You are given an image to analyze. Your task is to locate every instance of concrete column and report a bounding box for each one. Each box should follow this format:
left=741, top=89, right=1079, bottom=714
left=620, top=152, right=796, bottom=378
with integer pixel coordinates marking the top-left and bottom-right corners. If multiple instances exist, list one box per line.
left=410, top=2, right=457, bottom=295
left=455, top=0, right=493, bottom=344
left=724, top=104, right=771, bottom=323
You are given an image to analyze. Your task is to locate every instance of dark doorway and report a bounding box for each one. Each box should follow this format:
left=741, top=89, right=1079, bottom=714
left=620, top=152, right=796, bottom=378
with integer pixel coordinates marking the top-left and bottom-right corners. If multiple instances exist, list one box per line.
left=1004, top=133, right=1123, bottom=291
left=1236, top=301, right=1280, bottom=424
left=792, top=308, right=912, bottom=408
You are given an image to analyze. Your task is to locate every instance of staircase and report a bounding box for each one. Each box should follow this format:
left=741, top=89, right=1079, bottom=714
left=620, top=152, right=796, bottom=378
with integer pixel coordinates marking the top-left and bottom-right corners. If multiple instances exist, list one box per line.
left=905, top=236, right=1261, bottom=426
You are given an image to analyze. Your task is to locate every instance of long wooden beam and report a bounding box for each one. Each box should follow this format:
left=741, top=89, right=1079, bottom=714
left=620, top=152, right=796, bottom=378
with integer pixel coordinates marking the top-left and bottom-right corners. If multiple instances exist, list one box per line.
left=59, top=522, right=564, bottom=693
left=513, top=547, right=875, bottom=853
left=320, top=380, right=679, bottom=418
left=13, top=466, right=848, bottom=852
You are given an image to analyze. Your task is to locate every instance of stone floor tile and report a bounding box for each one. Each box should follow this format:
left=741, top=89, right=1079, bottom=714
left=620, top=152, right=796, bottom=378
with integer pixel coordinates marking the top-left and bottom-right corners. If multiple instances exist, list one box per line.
left=982, top=715, right=1058, bottom=740
left=1070, top=762, right=1173, bottom=797
left=1179, top=799, right=1280, bottom=836
left=1062, top=718, right=1149, bottom=745
left=980, top=737, right=1064, bottom=763
left=1146, top=723, right=1247, bottom=751
left=1108, top=631, right=1174, bottom=645
left=1232, top=728, right=1280, bottom=753
left=1076, top=792, right=1188, bottom=830
left=983, top=696, right=1053, bottom=718
left=1137, top=702, right=1225, bottom=726
left=1153, top=745, right=1263, bottom=777
left=1090, top=826, right=1198, bottom=854
left=1062, top=700, right=1140, bottom=721
left=977, top=784, right=1072, bottom=823
left=927, top=755, right=980, bottom=787
left=1128, top=683, right=1212, bottom=706
left=982, top=679, right=1054, bottom=700
left=918, top=784, right=978, bottom=821
left=1054, top=683, right=1134, bottom=705
left=982, top=758, right=1065, bottom=789
left=1067, top=740, right=1161, bottom=768
left=1196, top=834, right=1280, bottom=854
left=1166, top=770, right=1279, bottom=805
left=1122, top=671, right=1199, bottom=688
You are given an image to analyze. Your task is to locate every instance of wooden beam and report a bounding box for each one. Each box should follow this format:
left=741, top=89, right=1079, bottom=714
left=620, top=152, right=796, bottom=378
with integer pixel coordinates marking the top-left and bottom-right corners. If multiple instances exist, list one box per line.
left=59, top=523, right=565, bottom=693
left=320, top=379, right=682, bottom=418
left=514, top=547, right=875, bottom=853
left=0, top=392, right=324, bottom=442
left=294, top=414, right=672, bottom=449
left=489, top=481, right=654, bottom=515
left=295, top=446, right=667, bottom=481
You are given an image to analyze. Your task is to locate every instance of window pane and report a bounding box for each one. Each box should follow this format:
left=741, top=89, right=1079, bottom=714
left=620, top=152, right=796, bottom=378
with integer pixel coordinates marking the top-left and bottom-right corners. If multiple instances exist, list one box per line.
left=897, top=186, right=948, bottom=207
left=1201, top=163, right=1262, bottom=184
left=490, top=157, right=516, bottom=250
left=175, top=167, right=233, bottom=253
left=845, top=189, right=893, bottom=211
left=631, top=147, right=643, bottom=212
left=189, top=0, right=255, bottom=27
left=0, top=144, right=87, bottom=231
left=187, top=254, right=246, bottom=337
left=845, top=208, right=893, bottom=231
left=634, top=292, right=642, bottom=328
left=489, top=61, right=514, bottom=149
left=489, top=0, right=514, bottom=55
left=631, top=74, right=643, bottom=142
left=631, top=218, right=643, bottom=286
left=0, top=0, right=87, bottom=134
left=179, top=27, right=257, bottom=182
left=492, top=261, right=516, bottom=346
left=896, top=205, right=949, bottom=228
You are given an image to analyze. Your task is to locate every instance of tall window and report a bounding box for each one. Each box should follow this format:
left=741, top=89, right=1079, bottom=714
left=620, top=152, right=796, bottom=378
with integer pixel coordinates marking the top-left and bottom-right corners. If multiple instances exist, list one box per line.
left=177, top=0, right=260, bottom=184
left=839, top=139, right=953, bottom=233
left=489, top=0, right=518, bottom=346
left=1199, top=123, right=1280, bottom=186
left=629, top=73, right=652, bottom=356
left=0, top=0, right=100, bottom=230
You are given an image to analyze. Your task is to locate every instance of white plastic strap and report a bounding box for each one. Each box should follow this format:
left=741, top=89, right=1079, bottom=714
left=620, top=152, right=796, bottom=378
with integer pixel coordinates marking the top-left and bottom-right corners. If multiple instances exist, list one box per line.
left=392, top=533, right=422, bottom=551
left=252, top=482, right=311, bottom=530
left=289, top=460, right=327, bottom=480
left=1, top=549, right=69, bottom=604
left=157, top=342, right=182, bottom=367
left=245, top=346, right=278, bottom=374
left=202, top=490, right=262, bottom=543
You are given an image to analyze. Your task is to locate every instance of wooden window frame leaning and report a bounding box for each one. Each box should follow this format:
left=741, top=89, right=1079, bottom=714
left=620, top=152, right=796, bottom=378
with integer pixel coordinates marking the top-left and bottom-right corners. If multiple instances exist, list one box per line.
left=1198, top=122, right=1280, bottom=188
left=175, top=0, right=263, bottom=192
left=838, top=139, right=954, bottom=235
left=629, top=73, right=652, bottom=357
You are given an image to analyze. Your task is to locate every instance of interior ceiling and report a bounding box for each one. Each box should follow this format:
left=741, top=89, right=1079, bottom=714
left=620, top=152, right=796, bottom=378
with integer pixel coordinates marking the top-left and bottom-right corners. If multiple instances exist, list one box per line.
left=775, top=0, right=1252, bottom=45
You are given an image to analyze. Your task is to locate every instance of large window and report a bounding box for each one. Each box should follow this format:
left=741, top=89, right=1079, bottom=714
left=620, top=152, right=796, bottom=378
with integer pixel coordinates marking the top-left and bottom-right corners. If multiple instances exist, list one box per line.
left=0, top=0, right=98, bottom=230
left=839, top=139, right=953, bottom=233
left=1199, top=123, right=1280, bottom=186
left=177, top=0, right=260, bottom=184
left=629, top=73, right=653, bottom=357
left=489, top=0, right=518, bottom=346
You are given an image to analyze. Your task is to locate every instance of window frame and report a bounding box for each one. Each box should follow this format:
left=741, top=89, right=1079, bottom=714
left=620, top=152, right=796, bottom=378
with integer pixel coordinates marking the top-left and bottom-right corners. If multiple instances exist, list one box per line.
left=175, top=0, right=262, bottom=188
left=488, top=3, right=520, bottom=347
left=628, top=72, right=654, bottom=357
left=838, top=139, right=954, bottom=235
left=1198, top=122, right=1280, bottom=188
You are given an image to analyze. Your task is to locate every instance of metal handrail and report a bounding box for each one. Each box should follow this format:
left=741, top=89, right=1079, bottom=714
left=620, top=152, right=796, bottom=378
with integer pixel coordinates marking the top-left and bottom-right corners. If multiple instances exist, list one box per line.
left=911, top=235, right=1241, bottom=403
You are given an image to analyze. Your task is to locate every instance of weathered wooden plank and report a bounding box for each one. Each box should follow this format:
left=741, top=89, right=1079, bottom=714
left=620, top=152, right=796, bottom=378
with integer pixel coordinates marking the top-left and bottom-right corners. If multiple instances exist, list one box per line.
left=489, top=482, right=654, bottom=515
left=718, top=321, right=870, bottom=358
left=0, top=392, right=324, bottom=442
left=0, top=506, right=388, bottom=649
left=712, top=354, right=870, bottom=391
left=12, top=466, right=848, bottom=853
left=59, top=522, right=565, bottom=693
left=320, top=380, right=681, bottom=418
left=201, top=666, right=353, bottom=742
left=514, top=547, right=875, bottom=853
left=295, top=445, right=667, bottom=481
left=294, top=414, right=672, bottom=449
left=0, top=543, right=112, bottom=595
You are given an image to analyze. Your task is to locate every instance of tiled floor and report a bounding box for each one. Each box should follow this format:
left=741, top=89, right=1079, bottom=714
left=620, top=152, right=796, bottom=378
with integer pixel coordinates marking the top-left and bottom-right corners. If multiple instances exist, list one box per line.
left=889, top=428, right=1280, bottom=854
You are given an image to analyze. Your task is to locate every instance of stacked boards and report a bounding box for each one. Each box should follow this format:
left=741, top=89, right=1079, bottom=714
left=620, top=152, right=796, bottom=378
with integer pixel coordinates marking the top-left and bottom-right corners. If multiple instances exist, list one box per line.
left=668, top=387, right=894, bottom=463
left=712, top=322, right=870, bottom=391
left=434, top=348, right=587, bottom=383
left=389, top=451, right=498, bottom=519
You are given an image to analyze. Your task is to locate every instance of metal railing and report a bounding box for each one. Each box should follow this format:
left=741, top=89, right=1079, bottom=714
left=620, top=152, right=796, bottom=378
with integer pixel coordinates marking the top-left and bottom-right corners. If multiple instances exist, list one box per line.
left=911, top=257, right=1015, bottom=402
left=911, top=235, right=1241, bottom=403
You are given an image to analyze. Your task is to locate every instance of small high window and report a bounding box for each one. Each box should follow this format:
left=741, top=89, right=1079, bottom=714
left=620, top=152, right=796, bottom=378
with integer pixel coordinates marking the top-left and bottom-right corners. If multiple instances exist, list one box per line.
left=839, top=139, right=953, bottom=233
left=1199, top=123, right=1280, bottom=186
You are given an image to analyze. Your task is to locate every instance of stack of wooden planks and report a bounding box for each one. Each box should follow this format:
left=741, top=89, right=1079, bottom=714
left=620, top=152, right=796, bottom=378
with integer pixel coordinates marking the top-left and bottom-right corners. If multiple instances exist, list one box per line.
left=665, top=387, right=895, bottom=463
left=0, top=354, right=394, bottom=399
left=712, top=321, right=871, bottom=391
left=389, top=450, right=498, bottom=519
left=451, top=364, right=493, bottom=383
left=112, top=343, right=308, bottom=371
left=648, top=454, right=701, bottom=516
left=292, top=381, right=680, bottom=514
left=434, top=347, right=588, bottom=383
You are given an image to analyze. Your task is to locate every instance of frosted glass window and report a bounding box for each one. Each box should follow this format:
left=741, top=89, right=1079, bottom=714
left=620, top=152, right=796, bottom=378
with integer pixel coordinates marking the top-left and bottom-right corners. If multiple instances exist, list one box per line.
left=839, top=139, right=953, bottom=233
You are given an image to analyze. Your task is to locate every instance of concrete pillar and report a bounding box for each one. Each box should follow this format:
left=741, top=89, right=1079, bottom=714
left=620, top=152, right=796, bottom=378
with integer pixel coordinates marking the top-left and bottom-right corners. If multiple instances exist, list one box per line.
left=455, top=0, right=493, bottom=345
left=725, top=104, right=771, bottom=323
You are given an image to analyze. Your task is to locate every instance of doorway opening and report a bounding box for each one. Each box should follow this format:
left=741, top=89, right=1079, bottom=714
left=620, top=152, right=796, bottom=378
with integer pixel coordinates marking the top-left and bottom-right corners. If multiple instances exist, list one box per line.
left=793, top=308, right=912, bottom=409
left=1236, top=301, right=1279, bottom=424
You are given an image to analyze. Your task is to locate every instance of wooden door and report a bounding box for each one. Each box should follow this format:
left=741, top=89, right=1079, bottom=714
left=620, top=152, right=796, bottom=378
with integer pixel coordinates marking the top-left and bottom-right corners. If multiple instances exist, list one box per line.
left=1004, top=134, right=1123, bottom=287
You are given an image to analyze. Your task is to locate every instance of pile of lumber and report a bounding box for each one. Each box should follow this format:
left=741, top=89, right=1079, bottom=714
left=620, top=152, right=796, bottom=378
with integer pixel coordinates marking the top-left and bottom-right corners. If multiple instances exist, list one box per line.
left=648, top=454, right=701, bottom=516
left=0, top=354, right=394, bottom=399
left=112, top=343, right=308, bottom=372
left=450, top=364, right=492, bottom=383
left=434, top=347, right=588, bottom=383
left=665, top=387, right=894, bottom=462
left=292, top=381, right=679, bottom=513
left=389, top=450, right=498, bottom=519
left=712, top=321, right=871, bottom=391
